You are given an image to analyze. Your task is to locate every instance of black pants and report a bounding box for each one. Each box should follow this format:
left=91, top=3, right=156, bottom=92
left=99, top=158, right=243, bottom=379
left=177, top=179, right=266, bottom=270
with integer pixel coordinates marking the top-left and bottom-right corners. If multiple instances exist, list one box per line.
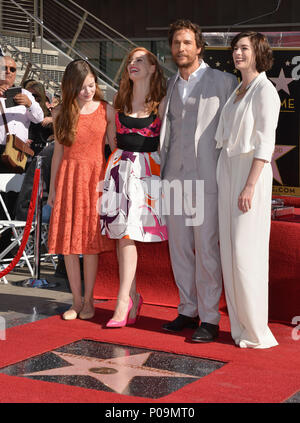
left=0, top=144, right=9, bottom=173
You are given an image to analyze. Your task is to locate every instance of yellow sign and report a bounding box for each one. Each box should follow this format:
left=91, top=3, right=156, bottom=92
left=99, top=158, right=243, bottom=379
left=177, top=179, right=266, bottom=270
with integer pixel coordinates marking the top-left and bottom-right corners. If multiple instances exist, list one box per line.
left=272, top=186, right=300, bottom=196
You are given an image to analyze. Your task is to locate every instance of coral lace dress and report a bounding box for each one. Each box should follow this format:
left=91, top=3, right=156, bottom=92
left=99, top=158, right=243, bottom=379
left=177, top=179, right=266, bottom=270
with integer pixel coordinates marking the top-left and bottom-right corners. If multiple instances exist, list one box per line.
left=48, top=101, right=112, bottom=255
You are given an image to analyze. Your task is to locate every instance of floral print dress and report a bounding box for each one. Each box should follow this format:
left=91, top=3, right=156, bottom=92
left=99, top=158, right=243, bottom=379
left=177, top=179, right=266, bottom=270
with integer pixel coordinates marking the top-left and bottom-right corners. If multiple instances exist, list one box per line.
left=100, top=112, right=167, bottom=242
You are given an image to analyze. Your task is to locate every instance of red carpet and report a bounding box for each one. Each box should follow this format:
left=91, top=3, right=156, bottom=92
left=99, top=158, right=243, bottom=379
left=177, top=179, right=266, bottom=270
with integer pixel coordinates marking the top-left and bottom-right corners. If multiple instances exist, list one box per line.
left=96, top=242, right=227, bottom=312
left=0, top=301, right=299, bottom=403
left=269, top=196, right=300, bottom=323
left=95, top=230, right=300, bottom=324
left=96, top=242, right=178, bottom=307
left=269, top=220, right=300, bottom=323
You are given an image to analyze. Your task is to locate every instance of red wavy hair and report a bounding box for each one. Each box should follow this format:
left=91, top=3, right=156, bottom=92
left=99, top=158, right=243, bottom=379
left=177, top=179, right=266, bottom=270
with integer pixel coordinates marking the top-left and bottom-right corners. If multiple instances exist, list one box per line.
left=114, top=47, right=166, bottom=115
left=54, top=60, right=103, bottom=146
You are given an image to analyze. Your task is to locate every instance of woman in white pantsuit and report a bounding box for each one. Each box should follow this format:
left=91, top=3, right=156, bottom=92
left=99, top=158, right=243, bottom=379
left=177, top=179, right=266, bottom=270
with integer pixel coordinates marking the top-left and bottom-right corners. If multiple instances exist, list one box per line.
left=215, top=32, right=281, bottom=349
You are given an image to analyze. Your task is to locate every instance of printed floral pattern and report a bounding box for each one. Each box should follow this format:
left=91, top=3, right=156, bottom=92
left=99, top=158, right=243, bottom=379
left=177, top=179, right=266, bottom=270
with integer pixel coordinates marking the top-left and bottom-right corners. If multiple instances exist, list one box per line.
left=100, top=113, right=167, bottom=242
left=115, top=113, right=161, bottom=138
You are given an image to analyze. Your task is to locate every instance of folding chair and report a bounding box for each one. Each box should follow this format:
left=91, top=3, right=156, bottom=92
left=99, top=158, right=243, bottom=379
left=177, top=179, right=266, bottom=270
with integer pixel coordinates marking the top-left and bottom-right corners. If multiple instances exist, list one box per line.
left=0, top=224, right=9, bottom=284
left=0, top=173, right=34, bottom=282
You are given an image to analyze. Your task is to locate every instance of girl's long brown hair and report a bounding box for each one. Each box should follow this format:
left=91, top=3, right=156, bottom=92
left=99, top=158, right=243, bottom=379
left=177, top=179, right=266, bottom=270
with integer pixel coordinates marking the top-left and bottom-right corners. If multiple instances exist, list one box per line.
left=54, top=60, right=103, bottom=146
left=114, top=47, right=166, bottom=115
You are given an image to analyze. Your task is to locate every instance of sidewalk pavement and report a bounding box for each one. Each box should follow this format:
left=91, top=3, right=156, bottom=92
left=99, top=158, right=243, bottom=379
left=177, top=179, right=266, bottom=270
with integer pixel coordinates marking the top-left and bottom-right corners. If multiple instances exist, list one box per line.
left=0, top=260, right=73, bottom=328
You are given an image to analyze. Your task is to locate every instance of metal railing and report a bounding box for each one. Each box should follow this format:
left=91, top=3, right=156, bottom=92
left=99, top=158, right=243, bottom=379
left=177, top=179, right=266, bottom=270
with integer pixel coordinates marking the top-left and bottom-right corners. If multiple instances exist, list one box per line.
left=0, top=0, right=118, bottom=101
left=0, top=34, right=61, bottom=92
left=0, top=0, right=35, bottom=35
left=41, top=0, right=174, bottom=83
left=0, top=0, right=175, bottom=99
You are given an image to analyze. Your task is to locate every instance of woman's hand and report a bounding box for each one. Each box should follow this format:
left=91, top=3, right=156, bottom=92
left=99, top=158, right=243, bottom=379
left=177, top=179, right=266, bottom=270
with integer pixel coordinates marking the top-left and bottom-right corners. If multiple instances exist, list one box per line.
left=238, top=184, right=255, bottom=213
left=48, top=139, right=64, bottom=209
left=47, top=189, right=56, bottom=208
left=238, top=158, right=267, bottom=213
left=42, top=116, right=53, bottom=127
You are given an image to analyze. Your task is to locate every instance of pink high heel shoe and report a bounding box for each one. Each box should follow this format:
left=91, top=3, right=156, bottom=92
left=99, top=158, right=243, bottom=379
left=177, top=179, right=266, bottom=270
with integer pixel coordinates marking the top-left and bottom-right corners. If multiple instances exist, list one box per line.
left=127, top=294, right=144, bottom=325
left=106, top=297, right=133, bottom=328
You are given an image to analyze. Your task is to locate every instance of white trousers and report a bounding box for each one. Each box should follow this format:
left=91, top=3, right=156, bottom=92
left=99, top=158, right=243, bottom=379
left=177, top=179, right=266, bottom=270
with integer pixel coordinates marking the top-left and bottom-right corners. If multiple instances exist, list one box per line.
left=217, top=149, right=278, bottom=349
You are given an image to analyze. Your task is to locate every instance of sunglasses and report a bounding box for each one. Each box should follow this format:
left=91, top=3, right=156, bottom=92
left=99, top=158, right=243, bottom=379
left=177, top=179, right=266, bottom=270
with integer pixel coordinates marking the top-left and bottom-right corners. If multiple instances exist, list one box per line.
left=5, top=66, right=17, bottom=73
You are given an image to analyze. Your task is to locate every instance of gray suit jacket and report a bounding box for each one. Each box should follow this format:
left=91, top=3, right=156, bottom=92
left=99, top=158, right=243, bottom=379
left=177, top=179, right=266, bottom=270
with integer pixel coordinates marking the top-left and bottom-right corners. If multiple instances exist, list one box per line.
left=160, top=66, right=238, bottom=193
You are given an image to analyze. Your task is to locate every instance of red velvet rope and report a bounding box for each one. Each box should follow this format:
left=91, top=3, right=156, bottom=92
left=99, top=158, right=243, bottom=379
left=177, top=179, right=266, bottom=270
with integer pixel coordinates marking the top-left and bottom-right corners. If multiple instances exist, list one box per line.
left=0, top=168, right=40, bottom=278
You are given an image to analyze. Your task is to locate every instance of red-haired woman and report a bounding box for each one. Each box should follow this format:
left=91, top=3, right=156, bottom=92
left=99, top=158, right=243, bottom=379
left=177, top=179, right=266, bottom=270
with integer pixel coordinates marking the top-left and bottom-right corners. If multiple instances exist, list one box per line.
left=100, top=48, right=167, bottom=327
left=48, top=59, right=115, bottom=321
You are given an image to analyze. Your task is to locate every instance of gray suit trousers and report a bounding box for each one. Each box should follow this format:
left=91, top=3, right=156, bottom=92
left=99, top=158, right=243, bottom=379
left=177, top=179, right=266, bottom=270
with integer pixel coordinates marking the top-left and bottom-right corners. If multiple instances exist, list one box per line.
left=164, top=175, right=222, bottom=325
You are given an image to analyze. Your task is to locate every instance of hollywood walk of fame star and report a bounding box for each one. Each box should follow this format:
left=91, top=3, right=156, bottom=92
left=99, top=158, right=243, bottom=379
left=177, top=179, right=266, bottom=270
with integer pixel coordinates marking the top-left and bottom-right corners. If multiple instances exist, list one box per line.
left=270, top=68, right=294, bottom=95
left=271, top=145, right=296, bottom=185
left=23, top=351, right=198, bottom=395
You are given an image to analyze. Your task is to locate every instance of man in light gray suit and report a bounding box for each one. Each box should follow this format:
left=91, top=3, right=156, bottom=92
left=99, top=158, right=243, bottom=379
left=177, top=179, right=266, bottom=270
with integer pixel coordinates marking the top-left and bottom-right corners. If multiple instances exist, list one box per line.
left=160, top=19, right=237, bottom=342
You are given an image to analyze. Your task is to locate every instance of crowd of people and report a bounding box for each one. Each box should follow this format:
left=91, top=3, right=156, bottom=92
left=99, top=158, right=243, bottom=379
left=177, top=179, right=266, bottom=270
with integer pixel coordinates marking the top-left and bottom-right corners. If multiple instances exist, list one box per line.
left=0, top=19, right=281, bottom=349
left=0, top=56, right=61, bottom=172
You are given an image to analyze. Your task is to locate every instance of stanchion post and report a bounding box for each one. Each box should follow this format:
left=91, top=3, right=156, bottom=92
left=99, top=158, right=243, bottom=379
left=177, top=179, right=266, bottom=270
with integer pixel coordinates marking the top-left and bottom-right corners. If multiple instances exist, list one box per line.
left=33, top=155, right=43, bottom=280
left=23, top=156, right=48, bottom=288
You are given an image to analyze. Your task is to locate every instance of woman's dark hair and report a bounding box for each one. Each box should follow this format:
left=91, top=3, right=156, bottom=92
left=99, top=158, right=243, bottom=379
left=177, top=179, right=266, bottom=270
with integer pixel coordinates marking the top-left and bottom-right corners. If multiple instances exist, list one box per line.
left=22, top=79, right=36, bottom=89
left=168, top=19, right=205, bottom=59
left=231, top=31, right=274, bottom=72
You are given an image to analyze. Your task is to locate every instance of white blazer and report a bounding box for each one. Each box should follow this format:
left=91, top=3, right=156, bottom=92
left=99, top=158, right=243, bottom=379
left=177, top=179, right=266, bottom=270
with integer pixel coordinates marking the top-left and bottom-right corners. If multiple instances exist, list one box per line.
left=215, top=72, right=281, bottom=163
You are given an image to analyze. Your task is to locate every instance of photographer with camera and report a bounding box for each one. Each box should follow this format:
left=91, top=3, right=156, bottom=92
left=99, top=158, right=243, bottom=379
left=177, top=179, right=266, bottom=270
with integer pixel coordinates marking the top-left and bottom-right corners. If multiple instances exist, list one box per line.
left=0, top=56, right=44, bottom=173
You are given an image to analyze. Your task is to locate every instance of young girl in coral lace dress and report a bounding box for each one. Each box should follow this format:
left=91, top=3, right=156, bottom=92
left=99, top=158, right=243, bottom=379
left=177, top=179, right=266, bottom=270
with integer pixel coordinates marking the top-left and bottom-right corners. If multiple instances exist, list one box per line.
left=100, top=47, right=167, bottom=327
left=48, top=59, right=115, bottom=321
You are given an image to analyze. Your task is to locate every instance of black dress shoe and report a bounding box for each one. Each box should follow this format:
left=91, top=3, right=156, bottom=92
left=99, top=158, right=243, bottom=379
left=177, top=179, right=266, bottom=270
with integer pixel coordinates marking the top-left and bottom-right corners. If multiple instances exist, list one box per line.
left=191, top=322, right=219, bottom=343
left=162, top=314, right=199, bottom=332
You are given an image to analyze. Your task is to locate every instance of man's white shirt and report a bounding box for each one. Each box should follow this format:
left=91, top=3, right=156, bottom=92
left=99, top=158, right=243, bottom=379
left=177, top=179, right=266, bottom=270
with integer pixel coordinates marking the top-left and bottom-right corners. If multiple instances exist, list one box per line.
left=177, top=60, right=208, bottom=104
left=0, top=88, right=44, bottom=144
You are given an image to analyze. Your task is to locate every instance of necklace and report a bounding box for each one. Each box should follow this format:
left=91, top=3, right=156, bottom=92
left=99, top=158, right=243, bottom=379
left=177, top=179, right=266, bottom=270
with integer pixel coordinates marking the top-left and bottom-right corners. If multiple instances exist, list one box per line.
left=234, top=84, right=250, bottom=103
left=235, top=75, right=258, bottom=97
left=235, top=86, right=248, bottom=96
